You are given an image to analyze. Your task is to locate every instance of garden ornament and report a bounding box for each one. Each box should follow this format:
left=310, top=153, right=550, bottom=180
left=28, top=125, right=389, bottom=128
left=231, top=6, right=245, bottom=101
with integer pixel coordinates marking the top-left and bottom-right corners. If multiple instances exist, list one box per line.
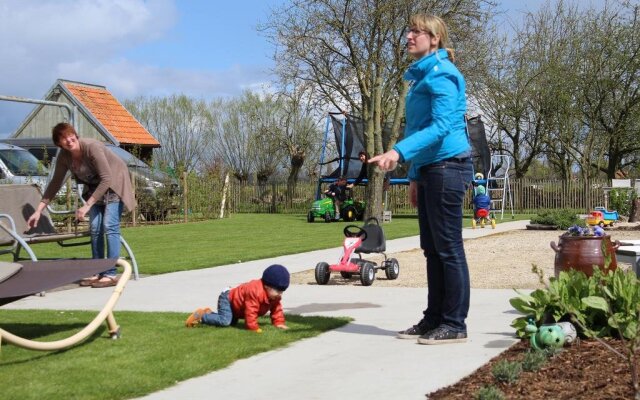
left=525, top=319, right=567, bottom=351
left=556, top=321, right=577, bottom=344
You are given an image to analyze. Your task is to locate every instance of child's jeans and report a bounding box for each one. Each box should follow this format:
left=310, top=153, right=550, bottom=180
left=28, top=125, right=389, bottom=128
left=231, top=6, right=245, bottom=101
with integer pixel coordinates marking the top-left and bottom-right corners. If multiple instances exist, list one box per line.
left=201, top=289, right=234, bottom=326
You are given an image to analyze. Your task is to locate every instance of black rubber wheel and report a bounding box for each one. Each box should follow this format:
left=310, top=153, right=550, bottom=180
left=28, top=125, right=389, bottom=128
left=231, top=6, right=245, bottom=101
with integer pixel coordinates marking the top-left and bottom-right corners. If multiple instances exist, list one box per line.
left=384, top=258, right=400, bottom=280
left=342, top=206, right=356, bottom=222
left=340, top=271, right=353, bottom=279
left=598, top=221, right=605, bottom=228
left=360, top=262, right=375, bottom=286
left=315, top=262, right=330, bottom=285
left=307, top=211, right=315, bottom=223
left=324, top=211, right=332, bottom=223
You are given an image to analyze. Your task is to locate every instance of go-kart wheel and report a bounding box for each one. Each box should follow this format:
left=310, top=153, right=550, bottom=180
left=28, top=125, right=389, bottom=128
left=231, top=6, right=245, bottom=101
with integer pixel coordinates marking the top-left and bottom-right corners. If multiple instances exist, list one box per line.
left=360, top=262, right=375, bottom=286
left=384, top=258, right=400, bottom=280
left=471, top=219, right=477, bottom=229
left=491, top=219, right=496, bottom=229
left=324, top=211, right=332, bottom=223
left=307, top=211, right=315, bottom=223
left=340, top=271, right=353, bottom=279
left=342, top=206, right=356, bottom=222
left=315, top=262, right=330, bottom=285
left=343, top=225, right=367, bottom=240
left=598, top=221, right=605, bottom=228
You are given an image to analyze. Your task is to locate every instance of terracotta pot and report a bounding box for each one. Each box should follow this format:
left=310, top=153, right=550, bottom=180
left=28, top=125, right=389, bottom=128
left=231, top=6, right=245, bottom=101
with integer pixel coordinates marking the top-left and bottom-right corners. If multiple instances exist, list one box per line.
left=550, top=235, right=620, bottom=277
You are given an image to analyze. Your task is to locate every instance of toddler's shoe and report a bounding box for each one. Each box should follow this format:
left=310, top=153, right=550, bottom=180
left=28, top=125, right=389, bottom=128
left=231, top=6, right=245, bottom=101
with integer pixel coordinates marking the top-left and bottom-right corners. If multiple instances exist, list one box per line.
left=185, top=307, right=212, bottom=327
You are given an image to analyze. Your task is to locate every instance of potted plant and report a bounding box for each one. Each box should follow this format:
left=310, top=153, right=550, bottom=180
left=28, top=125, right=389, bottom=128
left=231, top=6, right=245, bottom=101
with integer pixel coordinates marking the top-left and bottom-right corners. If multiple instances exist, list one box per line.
left=550, top=225, right=620, bottom=277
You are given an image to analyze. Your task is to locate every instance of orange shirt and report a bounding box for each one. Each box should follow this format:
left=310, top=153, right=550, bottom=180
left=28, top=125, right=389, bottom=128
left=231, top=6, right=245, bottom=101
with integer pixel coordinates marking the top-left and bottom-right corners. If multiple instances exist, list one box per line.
left=228, top=279, right=285, bottom=331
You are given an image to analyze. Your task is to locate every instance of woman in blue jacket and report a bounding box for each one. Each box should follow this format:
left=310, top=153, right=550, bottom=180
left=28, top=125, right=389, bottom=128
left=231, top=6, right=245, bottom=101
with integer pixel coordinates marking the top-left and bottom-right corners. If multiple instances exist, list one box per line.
left=370, top=14, right=472, bottom=345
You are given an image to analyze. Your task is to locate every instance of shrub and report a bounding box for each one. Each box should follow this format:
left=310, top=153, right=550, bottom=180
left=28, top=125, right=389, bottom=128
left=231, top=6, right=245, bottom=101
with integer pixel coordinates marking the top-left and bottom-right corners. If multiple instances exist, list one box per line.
left=530, top=209, right=583, bottom=229
left=510, top=267, right=640, bottom=339
left=521, top=349, right=548, bottom=372
left=475, top=385, right=505, bottom=400
left=491, top=360, right=522, bottom=384
left=609, top=188, right=636, bottom=217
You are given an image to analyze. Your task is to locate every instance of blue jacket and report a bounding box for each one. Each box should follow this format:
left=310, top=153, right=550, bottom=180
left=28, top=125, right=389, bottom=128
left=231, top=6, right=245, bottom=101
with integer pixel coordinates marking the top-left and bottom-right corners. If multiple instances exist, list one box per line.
left=393, top=49, right=470, bottom=180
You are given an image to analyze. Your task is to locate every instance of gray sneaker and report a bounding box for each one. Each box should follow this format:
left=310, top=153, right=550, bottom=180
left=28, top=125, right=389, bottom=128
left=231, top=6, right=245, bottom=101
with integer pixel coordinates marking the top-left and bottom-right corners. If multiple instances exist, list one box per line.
left=397, top=321, right=436, bottom=339
left=417, top=325, right=467, bottom=345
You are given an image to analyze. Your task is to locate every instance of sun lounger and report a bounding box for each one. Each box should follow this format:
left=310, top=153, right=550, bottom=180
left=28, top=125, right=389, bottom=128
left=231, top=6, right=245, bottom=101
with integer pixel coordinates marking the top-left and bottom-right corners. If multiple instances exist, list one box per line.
left=0, top=258, right=132, bottom=351
left=0, top=184, right=139, bottom=279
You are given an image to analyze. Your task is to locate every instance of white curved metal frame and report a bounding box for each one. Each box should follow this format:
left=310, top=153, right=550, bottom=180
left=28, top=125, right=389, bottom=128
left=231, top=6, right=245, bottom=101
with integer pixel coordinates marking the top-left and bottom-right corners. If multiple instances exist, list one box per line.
left=0, top=259, right=131, bottom=351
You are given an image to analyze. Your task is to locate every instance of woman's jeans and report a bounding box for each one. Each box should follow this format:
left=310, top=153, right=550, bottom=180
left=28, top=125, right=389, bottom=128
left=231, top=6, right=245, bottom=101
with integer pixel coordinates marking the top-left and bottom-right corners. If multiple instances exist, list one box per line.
left=202, top=290, right=234, bottom=326
left=89, top=200, right=124, bottom=277
left=416, top=158, right=473, bottom=333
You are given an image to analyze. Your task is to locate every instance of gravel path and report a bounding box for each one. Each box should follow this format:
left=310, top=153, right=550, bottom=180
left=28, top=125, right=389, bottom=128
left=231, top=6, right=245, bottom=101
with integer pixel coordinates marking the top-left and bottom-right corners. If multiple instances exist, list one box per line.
left=290, top=226, right=640, bottom=289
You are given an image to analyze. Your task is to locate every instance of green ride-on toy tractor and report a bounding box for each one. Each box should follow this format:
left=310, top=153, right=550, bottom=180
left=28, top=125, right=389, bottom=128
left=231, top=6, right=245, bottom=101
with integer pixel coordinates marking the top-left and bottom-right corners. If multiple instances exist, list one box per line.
left=307, top=189, right=366, bottom=223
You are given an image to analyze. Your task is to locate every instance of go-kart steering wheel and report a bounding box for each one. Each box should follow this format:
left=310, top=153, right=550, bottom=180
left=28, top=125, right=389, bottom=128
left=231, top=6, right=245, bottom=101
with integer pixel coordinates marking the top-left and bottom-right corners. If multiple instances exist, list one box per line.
left=344, top=225, right=367, bottom=240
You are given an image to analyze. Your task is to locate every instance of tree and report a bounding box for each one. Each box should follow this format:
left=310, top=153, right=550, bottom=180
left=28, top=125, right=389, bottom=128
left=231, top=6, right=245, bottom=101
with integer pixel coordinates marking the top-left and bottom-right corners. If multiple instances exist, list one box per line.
left=473, top=0, right=640, bottom=180
left=263, top=0, right=492, bottom=219
left=275, top=82, right=323, bottom=203
left=211, top=91, right=286, bottom=183
left=125, top=95, right=214, bottom=173
left=211, top=97, right=252, bottom=182
left=470, top=3, right=575, bottom=179
left=576, top=2, right=640, bottom=179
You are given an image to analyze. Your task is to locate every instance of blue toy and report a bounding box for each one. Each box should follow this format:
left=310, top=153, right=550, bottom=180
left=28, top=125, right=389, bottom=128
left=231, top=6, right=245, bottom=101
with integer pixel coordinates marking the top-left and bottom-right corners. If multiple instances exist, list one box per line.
left=471, top=173, right=495, bottom=229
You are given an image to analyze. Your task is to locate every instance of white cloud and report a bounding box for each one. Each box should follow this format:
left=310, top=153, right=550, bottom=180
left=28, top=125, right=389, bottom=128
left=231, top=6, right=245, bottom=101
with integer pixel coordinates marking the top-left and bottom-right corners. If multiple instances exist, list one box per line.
left=57, top=59, right=274, bottom=100
left=0, top=0, right=176, bottom=134
left=0, top=0, right=174, bottom=58
left=0, top=0, right=275, bottom=136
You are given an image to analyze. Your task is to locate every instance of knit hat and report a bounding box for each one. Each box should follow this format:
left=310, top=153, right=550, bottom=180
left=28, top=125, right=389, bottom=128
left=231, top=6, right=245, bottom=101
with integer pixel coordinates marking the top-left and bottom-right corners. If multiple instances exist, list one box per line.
left=261, top=264, right=290, bottom=291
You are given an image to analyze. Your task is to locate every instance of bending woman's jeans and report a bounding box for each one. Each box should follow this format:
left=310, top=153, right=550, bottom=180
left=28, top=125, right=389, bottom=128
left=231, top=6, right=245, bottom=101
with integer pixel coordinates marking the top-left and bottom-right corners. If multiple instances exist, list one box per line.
left=89, top=200, right=124, bottom=277
left=417, top=159, right=473, bottom=333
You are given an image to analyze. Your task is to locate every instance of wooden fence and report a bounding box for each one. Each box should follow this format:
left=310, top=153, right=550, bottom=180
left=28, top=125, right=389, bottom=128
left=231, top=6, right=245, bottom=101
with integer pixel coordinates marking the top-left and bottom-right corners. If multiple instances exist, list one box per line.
left=149, top=177, right=611, bottom=223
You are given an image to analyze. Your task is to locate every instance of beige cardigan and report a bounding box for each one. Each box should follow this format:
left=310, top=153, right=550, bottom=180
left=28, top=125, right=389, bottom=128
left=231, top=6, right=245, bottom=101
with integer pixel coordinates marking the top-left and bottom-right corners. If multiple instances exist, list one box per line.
left=42, top=138, right=136, bottom=212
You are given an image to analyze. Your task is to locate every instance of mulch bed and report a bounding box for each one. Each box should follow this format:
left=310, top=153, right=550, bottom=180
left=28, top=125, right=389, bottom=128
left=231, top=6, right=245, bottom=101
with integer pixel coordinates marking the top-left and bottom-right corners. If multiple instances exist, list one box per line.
left=427, top=339, right=638, bottom=399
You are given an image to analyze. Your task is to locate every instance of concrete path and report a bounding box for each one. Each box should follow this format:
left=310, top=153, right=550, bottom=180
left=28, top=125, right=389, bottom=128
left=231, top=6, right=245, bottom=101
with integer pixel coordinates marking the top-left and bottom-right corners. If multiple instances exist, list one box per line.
left=5, top=219, right=530, bottom=399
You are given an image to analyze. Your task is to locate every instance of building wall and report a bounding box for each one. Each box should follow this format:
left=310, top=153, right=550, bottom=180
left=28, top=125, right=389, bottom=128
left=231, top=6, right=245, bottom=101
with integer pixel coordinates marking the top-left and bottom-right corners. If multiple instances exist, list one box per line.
left=15, top=93, right=105, bottom=142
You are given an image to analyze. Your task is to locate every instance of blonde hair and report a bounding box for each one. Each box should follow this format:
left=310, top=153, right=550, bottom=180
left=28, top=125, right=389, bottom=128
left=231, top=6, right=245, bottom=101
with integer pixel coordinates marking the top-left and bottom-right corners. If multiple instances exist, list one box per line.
left=409, top=14, right=455, bottom=62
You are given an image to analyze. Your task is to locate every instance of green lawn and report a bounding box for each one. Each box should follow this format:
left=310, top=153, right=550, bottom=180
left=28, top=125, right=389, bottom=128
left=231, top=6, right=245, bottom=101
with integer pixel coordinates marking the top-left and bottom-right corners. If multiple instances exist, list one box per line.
left=0, top=213, right=532, bottom=275
left=0, top=212, right=531, bottom=399
left=0, top=310, right=350, bottom=400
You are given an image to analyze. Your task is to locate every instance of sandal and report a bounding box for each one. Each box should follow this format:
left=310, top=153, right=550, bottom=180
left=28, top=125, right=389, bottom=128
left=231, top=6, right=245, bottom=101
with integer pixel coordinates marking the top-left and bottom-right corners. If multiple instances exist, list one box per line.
left=79, top=275, right=101, bottom=287
left=91, top=276, right=119, bottom=288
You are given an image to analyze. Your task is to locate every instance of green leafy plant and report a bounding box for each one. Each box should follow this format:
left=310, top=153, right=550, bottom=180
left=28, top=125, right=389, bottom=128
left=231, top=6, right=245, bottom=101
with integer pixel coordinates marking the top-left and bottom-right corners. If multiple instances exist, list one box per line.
left=510, top=267, right=640, bottom=338
left=530, top=209, right=583, bottom=229
left=521, top=349, right=548, bottom=372
left=475, top=385, right=505, bottom=400
left=511, top=255, right=640, bottom=397
left=609, top=188, right=636, bottom=217
left=491, top=360, right=522, bottom=384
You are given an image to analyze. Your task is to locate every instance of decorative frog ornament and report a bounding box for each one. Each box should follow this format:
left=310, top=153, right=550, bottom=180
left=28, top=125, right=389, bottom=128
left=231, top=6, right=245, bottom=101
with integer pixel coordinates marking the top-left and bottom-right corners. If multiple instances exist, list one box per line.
left=525, top=319, right=567, bottom=351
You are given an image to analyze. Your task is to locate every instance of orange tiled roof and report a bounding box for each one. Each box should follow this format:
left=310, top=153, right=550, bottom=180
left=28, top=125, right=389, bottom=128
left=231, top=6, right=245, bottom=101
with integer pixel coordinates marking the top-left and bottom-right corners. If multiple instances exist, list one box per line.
left=63, top=82, right=160, bottom=146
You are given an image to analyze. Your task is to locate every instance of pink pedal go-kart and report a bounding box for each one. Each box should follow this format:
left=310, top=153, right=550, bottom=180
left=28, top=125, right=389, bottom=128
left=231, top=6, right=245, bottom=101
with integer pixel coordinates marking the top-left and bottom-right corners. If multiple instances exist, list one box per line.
left=314, top=218, right=399, bottom=286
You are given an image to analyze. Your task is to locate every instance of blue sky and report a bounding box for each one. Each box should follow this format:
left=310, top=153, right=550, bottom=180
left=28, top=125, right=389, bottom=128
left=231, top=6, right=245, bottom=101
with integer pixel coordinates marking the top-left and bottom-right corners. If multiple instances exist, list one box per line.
left=0, top=0, right=604, bottom=137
